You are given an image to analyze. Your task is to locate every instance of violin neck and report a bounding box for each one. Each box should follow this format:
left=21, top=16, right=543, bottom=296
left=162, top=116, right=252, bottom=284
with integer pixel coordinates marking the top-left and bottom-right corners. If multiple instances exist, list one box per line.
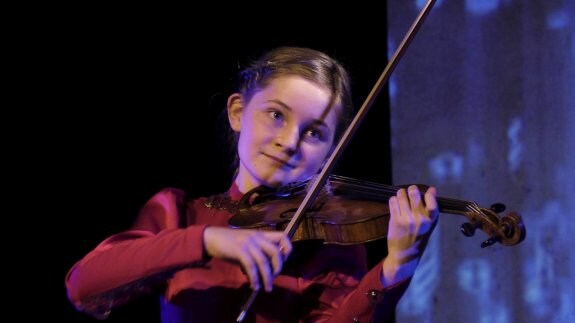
left=328, top=174, right=478, bottom=215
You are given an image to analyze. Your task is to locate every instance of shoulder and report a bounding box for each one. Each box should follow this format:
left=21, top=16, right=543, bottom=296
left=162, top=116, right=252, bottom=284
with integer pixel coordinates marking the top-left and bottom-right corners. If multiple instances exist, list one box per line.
left=148, top=187, right=187, bottom=205
left=141, top=187, right=189, bottom=214
left=132, top=187, right=190, bottom=231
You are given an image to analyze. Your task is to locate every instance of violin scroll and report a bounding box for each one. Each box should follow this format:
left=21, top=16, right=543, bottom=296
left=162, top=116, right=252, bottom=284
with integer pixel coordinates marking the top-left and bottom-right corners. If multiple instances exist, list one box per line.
left=459, top=205, right=525, bottom=248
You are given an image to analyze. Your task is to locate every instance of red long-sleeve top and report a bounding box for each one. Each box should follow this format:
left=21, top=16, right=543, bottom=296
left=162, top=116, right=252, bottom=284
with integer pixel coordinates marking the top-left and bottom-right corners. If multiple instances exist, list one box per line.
left=66, top=184, right=410, bottom=322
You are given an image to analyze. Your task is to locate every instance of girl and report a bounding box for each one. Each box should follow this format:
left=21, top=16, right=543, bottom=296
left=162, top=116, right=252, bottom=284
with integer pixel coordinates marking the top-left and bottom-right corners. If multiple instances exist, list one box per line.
left=66, top=46, right=438, bottom=322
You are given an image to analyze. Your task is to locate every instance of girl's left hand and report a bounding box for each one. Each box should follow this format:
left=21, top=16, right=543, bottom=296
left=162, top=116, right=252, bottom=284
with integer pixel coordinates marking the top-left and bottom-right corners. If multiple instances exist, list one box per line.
left=382, top=185, right=439, bottom=285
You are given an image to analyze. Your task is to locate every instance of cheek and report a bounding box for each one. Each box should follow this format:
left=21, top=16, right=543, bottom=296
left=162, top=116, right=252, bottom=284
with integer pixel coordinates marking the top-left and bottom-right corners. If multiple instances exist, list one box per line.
left=304, top=146, right=332, bottom=170
left=236, top=131, right=251, bottom=159
left=238, top=118, right=256, bottom=146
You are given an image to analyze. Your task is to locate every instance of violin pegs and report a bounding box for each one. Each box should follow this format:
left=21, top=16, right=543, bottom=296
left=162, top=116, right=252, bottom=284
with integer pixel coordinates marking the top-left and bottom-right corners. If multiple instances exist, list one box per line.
left=480, top=236, right=500, bottom=248
left=490, top=203, right=506, bottom=213
left=461, top=222, right=480, bottom=237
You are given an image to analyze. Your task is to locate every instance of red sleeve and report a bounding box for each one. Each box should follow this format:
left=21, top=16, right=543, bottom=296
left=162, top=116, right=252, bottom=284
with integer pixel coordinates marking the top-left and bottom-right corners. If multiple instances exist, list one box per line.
left=303, top=245, right=411, bottom=322
left=65, top=188, right=208, bottom=318
left=324, top=264, right=411, bottom=322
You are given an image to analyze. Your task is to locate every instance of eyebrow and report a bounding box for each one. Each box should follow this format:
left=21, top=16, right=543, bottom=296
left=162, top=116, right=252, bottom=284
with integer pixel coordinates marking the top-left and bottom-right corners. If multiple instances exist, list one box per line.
left=266, top=99, right=330, bottom=128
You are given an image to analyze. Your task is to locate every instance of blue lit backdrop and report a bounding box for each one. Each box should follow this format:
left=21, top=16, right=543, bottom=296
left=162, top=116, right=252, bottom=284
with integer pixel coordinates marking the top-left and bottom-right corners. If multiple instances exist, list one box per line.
left=388, top=0, right=574, bottom=322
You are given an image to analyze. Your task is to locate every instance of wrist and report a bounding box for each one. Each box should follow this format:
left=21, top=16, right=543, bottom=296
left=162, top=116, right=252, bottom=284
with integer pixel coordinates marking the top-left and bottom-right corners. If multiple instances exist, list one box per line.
left=381, top=256, right=419, bottom=287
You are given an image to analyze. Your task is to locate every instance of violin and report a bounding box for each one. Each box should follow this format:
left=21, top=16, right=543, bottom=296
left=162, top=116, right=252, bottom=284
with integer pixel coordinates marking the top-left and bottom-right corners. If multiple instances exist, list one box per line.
left=229, top=174, right=526, bottom=248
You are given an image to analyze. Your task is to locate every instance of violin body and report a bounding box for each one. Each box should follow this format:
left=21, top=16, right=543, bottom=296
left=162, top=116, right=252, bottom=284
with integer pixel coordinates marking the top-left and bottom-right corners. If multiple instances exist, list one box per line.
left=229, top=191, right=391, bottom=245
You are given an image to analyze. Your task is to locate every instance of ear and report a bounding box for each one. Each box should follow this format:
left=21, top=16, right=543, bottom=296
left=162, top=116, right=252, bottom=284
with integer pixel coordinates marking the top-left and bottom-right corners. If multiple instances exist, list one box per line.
left=227, top=93, right=244, bottom=132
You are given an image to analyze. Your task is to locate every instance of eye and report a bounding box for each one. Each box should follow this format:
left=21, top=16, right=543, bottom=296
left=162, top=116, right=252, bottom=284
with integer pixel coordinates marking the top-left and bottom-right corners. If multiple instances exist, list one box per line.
left=304, top=127, right=325, bottom=142
left=268, top=110, right=284, bottom=121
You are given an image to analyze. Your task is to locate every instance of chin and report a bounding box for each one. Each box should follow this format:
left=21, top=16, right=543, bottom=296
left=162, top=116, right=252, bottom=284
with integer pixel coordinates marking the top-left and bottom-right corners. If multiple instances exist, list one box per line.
left=258, top=175, right=297, bottom=189
left=260, top=179, right=286, bottom=188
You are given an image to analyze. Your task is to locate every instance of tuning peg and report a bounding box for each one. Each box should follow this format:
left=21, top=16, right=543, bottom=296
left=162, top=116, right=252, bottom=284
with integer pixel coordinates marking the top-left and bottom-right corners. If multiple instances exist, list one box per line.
left=461, top=222, right=481, bottom=237
left=480, top=236, right=500, bottom=248
left=490, top=203, right=506, bottom=213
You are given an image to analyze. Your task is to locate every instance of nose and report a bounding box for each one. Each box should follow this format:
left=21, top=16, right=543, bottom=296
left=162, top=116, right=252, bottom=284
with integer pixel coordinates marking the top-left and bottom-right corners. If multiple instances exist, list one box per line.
left=275, top=125, right=300, bottom=155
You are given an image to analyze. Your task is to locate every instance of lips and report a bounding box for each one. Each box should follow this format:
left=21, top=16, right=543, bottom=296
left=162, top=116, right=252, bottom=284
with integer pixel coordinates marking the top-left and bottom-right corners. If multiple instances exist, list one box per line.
left=263, top=153, right=296, bottom=168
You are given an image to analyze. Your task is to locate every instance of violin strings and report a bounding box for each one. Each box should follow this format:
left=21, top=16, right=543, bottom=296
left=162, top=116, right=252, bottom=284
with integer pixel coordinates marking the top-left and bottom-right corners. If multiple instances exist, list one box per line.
left=328, top=174, right=481, bottom=214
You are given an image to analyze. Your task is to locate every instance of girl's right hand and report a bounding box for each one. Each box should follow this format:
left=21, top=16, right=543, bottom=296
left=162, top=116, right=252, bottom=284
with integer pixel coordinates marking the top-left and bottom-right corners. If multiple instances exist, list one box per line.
left=203, top=227, right=292, bottom=292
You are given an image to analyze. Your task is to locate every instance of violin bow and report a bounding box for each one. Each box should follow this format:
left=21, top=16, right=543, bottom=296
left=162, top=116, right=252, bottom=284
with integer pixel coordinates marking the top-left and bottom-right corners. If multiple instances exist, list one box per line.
left=236, top=0, right=438, bottom=321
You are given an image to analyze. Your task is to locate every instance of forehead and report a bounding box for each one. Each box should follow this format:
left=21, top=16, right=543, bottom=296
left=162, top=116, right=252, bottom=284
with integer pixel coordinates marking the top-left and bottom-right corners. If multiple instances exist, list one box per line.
left=249, top=75, right=341, bottom=125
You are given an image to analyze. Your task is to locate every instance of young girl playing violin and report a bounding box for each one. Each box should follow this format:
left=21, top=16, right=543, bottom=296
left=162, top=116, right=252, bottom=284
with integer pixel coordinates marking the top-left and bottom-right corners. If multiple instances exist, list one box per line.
left=65, top=46, right=439, bottom=322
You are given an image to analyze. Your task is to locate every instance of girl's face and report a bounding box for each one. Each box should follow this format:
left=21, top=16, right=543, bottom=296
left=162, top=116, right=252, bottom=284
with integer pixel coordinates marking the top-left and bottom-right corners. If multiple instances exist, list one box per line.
left=228, top=75, right=340, bottom=192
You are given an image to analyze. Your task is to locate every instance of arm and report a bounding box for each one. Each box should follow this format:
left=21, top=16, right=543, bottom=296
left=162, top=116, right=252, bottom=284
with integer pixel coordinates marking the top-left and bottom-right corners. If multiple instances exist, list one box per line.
left=65, top=188, right=208, bottom=318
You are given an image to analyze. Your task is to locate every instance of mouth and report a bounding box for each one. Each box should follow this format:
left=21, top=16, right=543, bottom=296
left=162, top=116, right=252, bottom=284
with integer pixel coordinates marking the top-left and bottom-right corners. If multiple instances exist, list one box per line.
left=263, top=153, right=296, bottom=169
